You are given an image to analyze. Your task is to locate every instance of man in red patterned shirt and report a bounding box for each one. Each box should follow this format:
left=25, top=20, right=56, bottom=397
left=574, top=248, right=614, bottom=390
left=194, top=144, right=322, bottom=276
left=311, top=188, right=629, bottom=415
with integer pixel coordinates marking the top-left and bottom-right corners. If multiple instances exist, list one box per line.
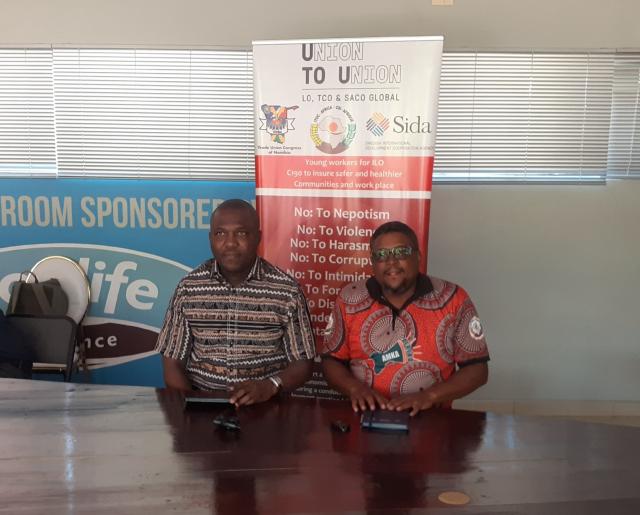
left=321, top=221, right=489, bottom=416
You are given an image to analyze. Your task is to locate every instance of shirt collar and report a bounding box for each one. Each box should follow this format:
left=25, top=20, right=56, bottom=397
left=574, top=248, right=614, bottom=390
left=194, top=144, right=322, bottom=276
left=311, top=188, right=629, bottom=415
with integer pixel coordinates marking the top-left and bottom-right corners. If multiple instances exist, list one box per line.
left=211, top=256, right=263, bottom=284
left=366, top=273, right=433, bottom=310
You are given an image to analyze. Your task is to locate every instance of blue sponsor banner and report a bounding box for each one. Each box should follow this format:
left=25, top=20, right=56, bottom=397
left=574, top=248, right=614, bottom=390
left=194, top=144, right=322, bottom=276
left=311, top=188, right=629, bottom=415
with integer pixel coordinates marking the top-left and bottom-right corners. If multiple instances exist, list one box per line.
left=0, top=178, right=255, bottom=386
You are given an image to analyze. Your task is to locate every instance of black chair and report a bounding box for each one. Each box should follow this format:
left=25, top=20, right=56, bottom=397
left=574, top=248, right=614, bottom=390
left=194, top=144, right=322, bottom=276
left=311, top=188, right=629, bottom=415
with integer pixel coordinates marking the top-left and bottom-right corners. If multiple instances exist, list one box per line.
left=0, top=310, right=34, bottom=379
left=6, top=314, right=77, bottom=382
left=29, top=256, right=91, bottom=380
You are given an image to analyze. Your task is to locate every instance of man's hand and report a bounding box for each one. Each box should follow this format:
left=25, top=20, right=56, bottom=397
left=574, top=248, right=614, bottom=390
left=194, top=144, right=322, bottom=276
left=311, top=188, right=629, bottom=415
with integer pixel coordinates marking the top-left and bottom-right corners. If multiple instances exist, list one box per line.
left=348, top=382, right=389, bottom=412
left=386, top=363, right=489, bottom=416
left=321, top=356, right=388, bottom=411
left=229, top=379, right=278, bottom=407
left=386, top=390, right=437, bottom=417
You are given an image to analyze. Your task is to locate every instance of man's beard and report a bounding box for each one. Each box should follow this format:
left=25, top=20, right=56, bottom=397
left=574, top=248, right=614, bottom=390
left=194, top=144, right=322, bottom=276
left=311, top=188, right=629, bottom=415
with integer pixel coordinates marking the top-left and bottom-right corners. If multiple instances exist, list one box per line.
left=382, top=278, right=414, bottom=296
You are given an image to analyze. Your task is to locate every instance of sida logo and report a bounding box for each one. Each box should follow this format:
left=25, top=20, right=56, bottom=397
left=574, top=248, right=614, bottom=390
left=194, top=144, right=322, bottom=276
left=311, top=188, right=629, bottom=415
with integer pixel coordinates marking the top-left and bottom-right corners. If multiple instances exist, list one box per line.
left=0, top=244, right=190, bottom=369
left=366, top=112, right=390, bottom=136
left=393, top=115, right=433, bottom=134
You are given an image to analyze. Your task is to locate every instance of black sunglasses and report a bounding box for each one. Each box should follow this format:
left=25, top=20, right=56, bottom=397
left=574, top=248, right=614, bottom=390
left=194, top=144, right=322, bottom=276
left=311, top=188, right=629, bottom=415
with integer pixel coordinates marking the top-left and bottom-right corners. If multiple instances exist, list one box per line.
left=371, top=246, right=415, bottom=263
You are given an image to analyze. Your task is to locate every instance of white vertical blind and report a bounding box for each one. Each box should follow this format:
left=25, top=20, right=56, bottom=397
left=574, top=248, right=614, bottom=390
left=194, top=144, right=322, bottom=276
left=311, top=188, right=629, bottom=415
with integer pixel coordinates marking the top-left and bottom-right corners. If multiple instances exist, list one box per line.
left=53, top=48, right=253, bottom=179
left=0, top=48, right=56, bottom=176
left=435, top=52, right=615, bottom=182
left=607, top=53, right=640, bottom=178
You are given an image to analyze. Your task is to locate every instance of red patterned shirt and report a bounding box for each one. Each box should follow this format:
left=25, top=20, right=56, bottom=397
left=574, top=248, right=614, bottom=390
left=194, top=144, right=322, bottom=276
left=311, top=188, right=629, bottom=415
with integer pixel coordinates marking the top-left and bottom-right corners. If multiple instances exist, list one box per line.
left=322, top=275, right=489, bottom=402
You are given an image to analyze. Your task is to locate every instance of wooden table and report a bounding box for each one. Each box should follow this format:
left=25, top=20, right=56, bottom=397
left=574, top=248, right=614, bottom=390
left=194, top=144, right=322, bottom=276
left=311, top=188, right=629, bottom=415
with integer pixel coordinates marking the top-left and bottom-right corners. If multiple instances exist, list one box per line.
left=1, top=379, right=639, bottom=514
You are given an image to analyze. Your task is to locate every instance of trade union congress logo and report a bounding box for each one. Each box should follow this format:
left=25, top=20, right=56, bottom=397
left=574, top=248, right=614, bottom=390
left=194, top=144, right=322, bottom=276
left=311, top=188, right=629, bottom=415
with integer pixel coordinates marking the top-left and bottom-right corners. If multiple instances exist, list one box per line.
left=310, top=106, right=356, bottom=154
left=366, top=112, right=390, bottom=136
left=259, top=104, right=299, bottom=144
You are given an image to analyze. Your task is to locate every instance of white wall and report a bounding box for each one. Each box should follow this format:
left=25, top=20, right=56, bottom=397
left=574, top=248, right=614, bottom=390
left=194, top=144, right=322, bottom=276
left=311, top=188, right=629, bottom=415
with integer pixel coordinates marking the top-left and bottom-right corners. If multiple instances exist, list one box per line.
left=428, top=180, right=640, bottom=401
left=1, top=0, right=638, bottom=50
left=1, top=0, right=638, bottom=401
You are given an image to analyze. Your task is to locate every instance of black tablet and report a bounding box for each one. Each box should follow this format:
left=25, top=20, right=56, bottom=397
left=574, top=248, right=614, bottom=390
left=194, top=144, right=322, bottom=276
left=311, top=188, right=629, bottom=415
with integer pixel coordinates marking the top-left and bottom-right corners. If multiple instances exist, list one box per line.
left=184, top=390, right=232, bottom=408
left=361, top=410, right=410, bottom=432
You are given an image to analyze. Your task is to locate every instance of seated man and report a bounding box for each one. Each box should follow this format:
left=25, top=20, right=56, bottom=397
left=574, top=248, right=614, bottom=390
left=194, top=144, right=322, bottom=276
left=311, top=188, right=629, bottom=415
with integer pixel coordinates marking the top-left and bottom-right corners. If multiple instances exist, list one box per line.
left=321, top=221, right=489, bottom=415
left=156, top=199, right=315, bottom=406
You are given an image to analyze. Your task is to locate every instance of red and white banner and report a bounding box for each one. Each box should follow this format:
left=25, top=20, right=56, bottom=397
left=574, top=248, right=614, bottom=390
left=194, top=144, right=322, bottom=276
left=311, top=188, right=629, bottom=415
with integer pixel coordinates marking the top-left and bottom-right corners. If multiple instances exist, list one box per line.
left=254, top=37, right=443, bottom=351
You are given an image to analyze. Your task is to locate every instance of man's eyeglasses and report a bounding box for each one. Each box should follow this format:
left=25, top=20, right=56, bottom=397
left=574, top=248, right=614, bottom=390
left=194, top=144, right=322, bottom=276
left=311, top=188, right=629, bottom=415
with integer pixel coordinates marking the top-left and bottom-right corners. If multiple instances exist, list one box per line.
left=371, top=246, right=415, bottom=263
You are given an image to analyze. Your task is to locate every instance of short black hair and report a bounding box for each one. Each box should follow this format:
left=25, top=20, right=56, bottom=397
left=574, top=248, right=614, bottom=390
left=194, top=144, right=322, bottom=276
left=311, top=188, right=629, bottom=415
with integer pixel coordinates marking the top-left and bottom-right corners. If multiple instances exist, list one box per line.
left=211, top=199, right=259, bottom=228
left=370, top=221, right=419, bottom=250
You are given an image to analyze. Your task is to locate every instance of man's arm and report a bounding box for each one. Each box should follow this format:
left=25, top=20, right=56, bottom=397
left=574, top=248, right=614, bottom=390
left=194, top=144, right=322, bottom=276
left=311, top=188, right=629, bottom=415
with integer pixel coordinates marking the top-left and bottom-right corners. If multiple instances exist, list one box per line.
left=387, top=362, right=488, bottom=416
left=156, top=281, right=194, bottom=392
left=278, top=358, right=313, bottom=391
left=321, top=356, right=388, bottom=411
left=162, top=356, right=192, bottom=391
left=230, top=358, right=313, bottom=406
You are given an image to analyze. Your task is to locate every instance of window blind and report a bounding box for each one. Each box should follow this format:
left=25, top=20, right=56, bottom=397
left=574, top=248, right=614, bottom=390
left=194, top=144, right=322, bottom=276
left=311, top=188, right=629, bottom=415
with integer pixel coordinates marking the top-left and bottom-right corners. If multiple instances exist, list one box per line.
left=607, top=53, right=640, bottom=179
left=53, top=48, right=254, bottom=179
left=0, top=48, right=637, bottom=182
left=0, top=48, right=56, bottom=176
left=435, top=52, right=615, bottom=183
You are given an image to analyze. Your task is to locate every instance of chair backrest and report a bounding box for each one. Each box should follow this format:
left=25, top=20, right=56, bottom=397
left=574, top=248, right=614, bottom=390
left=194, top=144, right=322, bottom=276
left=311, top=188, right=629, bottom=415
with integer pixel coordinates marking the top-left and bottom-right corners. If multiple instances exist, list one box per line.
left=6, top=315, right=77, bottom=382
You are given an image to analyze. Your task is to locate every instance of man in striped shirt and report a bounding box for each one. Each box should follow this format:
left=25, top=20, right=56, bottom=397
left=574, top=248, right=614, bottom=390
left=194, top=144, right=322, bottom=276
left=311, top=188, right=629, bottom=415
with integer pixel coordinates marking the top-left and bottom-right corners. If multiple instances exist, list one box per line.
left=156, top=199, right=315, bottom=406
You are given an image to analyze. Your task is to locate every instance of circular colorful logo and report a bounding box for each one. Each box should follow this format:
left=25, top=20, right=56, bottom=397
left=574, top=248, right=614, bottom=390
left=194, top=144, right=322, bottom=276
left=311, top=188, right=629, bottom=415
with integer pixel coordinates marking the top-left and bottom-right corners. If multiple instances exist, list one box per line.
left=310, top=106, right=356, bottom=154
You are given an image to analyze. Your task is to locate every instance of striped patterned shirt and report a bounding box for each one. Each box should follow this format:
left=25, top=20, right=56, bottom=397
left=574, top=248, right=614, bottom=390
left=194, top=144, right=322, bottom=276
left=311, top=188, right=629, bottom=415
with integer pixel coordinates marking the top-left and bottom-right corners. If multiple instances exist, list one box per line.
left=155, top=258, right=315, bottom=390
